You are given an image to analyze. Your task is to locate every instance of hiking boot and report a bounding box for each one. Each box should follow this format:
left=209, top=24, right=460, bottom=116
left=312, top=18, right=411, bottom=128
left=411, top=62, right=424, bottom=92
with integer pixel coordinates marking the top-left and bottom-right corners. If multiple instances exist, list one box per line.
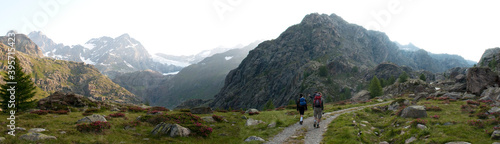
left=300, top=121, right=303, bottom=125
left=313, top=122, right=316, bottom=127
left=317, top=124, right=320, bottom=128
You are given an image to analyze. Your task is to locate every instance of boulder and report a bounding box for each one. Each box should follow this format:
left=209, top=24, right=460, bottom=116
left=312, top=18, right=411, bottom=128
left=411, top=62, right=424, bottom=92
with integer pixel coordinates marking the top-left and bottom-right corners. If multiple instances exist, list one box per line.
left=380, top=141, right=389, bottom=144
left=442, top=92, right=462, bottom=100
left=400, top=106, right=427, bottom=118
left=489, top=107, right=500, bottom=114
left=481, top=87, right=500, bottom=101
left=462, top=93, right=476, bottom=99
left=388, top=101, right=401, bottom=111
left=38, top=91, right=98, bottom=110
left=467, top=67, right=500, bottom=95
left=351, top=90, right=371, bottom=102
left=245, top=136, right=265, bottom=142
left=492, top=130, right=500, bottom=140
left=190, top=107, right=213, bottom=114
left=151, top=122, right=190, bottom=137
left=28, top=128, right=47, bottom=133
left=268, top=122, right=277, bottom=128
left=455, top=74, right=466, bottom=83
left=245, top=118, right=265, bottom=126
left=417, top=124, right=427, bottom=130
left=76, top=114, right=107, bottom=124
left=405, top=136, right=416, bottom=144
left=245, top=109, right=259, bottom=114
left=202, top=116, right=216, bottom=123
left=19, top=132, right=57, bottom=141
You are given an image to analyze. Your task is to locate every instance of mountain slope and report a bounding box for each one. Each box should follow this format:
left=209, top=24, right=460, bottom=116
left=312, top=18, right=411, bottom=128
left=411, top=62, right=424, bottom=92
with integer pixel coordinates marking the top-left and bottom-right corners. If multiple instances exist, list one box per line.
left=28, top=32, right=182, bottom=77
left=396, top=42, right=475, bottom=71
left=210, top=13, right=472, bottom=110
left=0, top=33, right=140, bottom=104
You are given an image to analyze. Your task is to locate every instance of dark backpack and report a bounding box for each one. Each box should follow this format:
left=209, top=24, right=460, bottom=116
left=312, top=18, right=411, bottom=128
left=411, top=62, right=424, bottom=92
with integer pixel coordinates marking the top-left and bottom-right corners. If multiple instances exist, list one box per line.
left=314, top=95, right=322, bottom=107
left=299, top=97, right=307, bottom=106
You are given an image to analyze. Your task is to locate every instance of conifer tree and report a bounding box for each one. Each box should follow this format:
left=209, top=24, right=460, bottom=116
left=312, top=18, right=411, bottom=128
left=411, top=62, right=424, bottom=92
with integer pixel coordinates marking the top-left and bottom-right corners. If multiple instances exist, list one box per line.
left=369, top=76, right=383, bottom=98
left=0, top=57, right=37, bottom=112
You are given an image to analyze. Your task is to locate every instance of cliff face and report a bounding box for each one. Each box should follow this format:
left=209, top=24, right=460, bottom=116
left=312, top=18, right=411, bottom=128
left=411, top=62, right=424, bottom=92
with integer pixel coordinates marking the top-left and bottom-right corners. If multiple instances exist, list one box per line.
left=210, top=13, right=472, bottom=109
left=0, top=34, right=140, bottom=104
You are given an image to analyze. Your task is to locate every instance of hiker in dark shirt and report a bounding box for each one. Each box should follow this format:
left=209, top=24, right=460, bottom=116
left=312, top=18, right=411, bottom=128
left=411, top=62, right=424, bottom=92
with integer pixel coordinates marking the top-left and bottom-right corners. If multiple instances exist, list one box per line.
left=296, top=93, right=307, bottom=125
left=312, top=92, right=324, bottom=128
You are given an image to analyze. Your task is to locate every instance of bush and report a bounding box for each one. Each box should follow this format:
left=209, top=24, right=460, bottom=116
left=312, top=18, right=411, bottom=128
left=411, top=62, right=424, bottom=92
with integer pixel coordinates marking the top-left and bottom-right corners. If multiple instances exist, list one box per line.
left=410, top=118, right=427, bottom=126
left=82, top=112, right=93, bottom=116
left=477, top=113, right=489, bottom=119
left=212, top=115, right=224, bottom=122
left=147, top=110, right=162, bottom=115
left=216, top=110, right=228, bottom=113
left=179, top=109, right=191, bottom=112
left=189, top=122, right=213, bottom=137
left=85, top=108, right=100, bottom=113
left=151, top=106, right=169, bottom=112
left=122, top=120, right=141, bottom=128
left=431, top=115, right=440, bottom=119
left=49, top=110, right=69, bottom=115
left=128, top=106, right=146, bottom=112
left=467, top=100, right=480, bottom=106
left=286, top=105, right=297, bottom=109
left=76, top=121, right=111, bottom=133
left=467, top=120, right=485, bottom=128
left=426, top=106, right=442, bottom=111
left=30, top=110, right=49, bottom=115
left=139, top=113, right=212, bottom=137
left=248, top=112, right=260, bottom=115
left=109, top=113, right=125, bottom=118
left=21, top=113, right=41, bottom=119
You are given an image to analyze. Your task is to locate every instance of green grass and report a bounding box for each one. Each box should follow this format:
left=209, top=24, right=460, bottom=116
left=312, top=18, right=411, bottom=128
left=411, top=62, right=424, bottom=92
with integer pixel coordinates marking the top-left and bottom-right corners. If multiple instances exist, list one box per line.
left=323, top=99, right=500, bottom=144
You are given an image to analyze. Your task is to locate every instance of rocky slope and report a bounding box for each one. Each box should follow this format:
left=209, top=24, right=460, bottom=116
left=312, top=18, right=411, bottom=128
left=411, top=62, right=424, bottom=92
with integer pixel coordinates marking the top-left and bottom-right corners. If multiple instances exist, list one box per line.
left=112, top=69, right=171, bottom=104
left=28, top=32, right=182, bottom=78
left=0, top=32, right=140, bottom=104
left=210, top=13, right=473, bottom=110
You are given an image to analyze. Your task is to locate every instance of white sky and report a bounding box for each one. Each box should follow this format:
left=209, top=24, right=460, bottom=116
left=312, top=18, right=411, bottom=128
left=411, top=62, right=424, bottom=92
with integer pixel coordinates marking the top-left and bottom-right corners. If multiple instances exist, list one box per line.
left=1, top=0, right=499, bottom=62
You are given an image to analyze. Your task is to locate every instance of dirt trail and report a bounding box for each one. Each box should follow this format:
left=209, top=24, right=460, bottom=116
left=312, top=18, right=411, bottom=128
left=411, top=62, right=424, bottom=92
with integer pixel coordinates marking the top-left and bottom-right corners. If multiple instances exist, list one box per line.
left=265, top=101, right=392, bottom=144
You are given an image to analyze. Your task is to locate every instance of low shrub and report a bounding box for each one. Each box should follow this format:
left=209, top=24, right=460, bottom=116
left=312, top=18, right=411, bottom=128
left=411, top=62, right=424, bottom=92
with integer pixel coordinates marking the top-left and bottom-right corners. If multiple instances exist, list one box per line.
left=249, top=112, right=260, bottom=115
left=286, top=105, right=297, bottom=109
left=477, top=113, right=489, bottom=119
left=480, top=100, right=493, bottom=104
left=122, top=120, right=141, bottom=128
left=216, top=110, right=228, bottom=113
left=151, top=106, right=169, bottom=112
left=109, top=113, right=125, bottom=118
left=467, top=120, right=485, bottom=128
left=426, top=106, right=442, bottom=111
left=85, top=108, right=100, bottom=113
left=212, top=115, right=224, bottom=122
left=147, top=110, right=162, bottom=115
left=128, top=107, right=146, bottom=112
left=467, top=100, right=480, bottom=106
left=49, top=110, right=69, bottom=115
left=30, top=110, right=49, bottom=115
left=431, top=115, right=440, bottom=119
left=179, top=109, right=191, bottom=112
left=76, top=121, right=111, bottom=133
left=275, top=107, right=285, bottom=111
left=189, top=122, right=213, bottom=137
left=410, top=118, right=427, bottom=126
left=82, top=112, right=93, bottom=116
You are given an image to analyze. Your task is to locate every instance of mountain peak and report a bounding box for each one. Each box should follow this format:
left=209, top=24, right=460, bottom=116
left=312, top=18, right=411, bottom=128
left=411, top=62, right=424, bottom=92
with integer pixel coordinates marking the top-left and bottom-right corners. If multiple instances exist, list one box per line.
left=5, top=30, right=18, bottom=36
left=117, top=33, right=131, bottom=39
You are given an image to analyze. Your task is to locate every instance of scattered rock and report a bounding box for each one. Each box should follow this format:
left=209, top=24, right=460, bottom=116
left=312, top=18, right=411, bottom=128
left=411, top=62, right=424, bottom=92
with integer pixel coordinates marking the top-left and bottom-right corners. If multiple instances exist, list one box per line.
left=489, top=107, right=500, bottom=113
left=59, top=131, right=66, bottom=134
left=462, top=93, right=476, bottom=99
left=455, top=74, right=466, bottom=83
left=15, top=127, right=26, bottom=131
left=244, top=136, right=265, bottom=142
left=417, top=124, right=427, bottom=130
left=111, top=108, right=120, bottom=111
left=467, top=67, right=500, bottom=95
left=442, top=92, right=462, bottom=100
left=388, top=101, right=400, bottom=111
left=202, top=116, right=216, bottom=123
left=151, top=122, right=191, bottom=137
left=245, top=109, right=259, bottom=114
left=143, top=138, right=150, bottom=141
left=481, top=87, right=500, bottom=101
left=361, top=121, right=369, bottom=124
left=28, top=128, right=47, bottom=133
left=268, top=122, right=277, bottom=128
left=443, top=122, right=453, bottom=126
left=405, top=136, right=416, bottom=144
left=360, top=124, right=366, bottom=127
left=445, top=142, right=471, bottom=144
left=380, top=141, right=389, bottom=144
left=190, top=107, right=213, bottom=114
left=245, top=118, right=265, bottom=126
left=38, top=91, right=98, bottom=110
left=351, top=90, right=371, bottom=102
left=492, top=130, right=500, bottom=140
left=77, top=114, right=107, bottom=124
left=400, top=105, right=427, bottom=118
left=19, top=132, right=57, bottom=141
left=241, top=116, right=248, bottom=119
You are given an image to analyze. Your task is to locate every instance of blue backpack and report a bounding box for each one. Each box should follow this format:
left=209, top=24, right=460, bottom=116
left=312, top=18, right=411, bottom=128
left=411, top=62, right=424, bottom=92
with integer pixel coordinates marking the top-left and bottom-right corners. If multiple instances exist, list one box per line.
left=299, top=97, right=307, bottom=106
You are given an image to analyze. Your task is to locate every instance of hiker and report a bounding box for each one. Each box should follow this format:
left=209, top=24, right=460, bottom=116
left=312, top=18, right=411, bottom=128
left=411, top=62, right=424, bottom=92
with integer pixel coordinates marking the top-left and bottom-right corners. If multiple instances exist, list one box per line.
left=296, top=93, right=307, bottom=125
left=313, top=92, right=324, bottom=128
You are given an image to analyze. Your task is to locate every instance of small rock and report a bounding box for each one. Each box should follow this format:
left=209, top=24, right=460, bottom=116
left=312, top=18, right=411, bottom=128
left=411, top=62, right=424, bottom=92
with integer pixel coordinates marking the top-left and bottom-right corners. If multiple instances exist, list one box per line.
left=111, top=108, right=120, bottom=111
left=15, top=127, right=26, bottom=131
left=489, top=107, right=500, bottom=113
left=405, top=136, right=416, bottom=144
left=151, top=123, right=191, bottom=137
left=245, top=118, right=264, bottom=126
left=291, top=136, right=298, bottom=139
left=417, top=124, right=427, bottom=130
left=268, top=122, right=277, bottom=128
left=360, top=124, right=366, bottom=127
left=371, top=127, right=376, bottom=130
left=19, top=132, right=57, bottom=141
left=241, top=116, right=248, bottom=119
left=77, top=114, right=107, bottom=124
left=361, top=121, right=369, bottom=124
left=404, top=125, right=411, bottom=129
left=59, top=131, right=66, bottom=134
left=377, top=99, right=384, bottom=102
left=400, top=105, right=428, bottom=118
left=0, top=137, right=5, bottom=142
left=231, top=124, right=235, bottom=126
left=491, top=130, right=500, bottom=140
left=143, top=138, right=149, bottom=141
left=28, top=128, right=47, bottom=133
left=445, top=142, right=471, bottom=144
left=245, top=136, right=265, bottom=142
left=202, top=116, right=216, bottom=123
left=245, top=109, right=259, bottom=114
left=443, top=122, right=453, bottom=126
left=380, top=141, right=389, bottom=144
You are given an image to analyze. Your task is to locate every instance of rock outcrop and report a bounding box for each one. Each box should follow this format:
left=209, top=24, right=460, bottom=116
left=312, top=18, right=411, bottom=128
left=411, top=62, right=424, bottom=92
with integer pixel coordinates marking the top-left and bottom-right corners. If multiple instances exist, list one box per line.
left=466, top=67, right=500, bottom=95
left=38, top=91, right=98, bottom=110
left=151, top=123, right=191, bottom=137
left=190, top=107, right=213, bottom=114
left=351, top=90, right=371, bottom=102
left=400, top=105, right=427, bottom=118
left=19, top=132, right=57, bottom=141
left=175, top=99, right=212, bottom=110
left=76, top=114, right=107, bottom=124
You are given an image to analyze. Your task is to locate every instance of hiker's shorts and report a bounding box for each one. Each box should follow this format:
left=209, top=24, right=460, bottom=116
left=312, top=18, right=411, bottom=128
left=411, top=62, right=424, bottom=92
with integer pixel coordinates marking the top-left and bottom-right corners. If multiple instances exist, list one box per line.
left=314, top=107, right=322, bottom=119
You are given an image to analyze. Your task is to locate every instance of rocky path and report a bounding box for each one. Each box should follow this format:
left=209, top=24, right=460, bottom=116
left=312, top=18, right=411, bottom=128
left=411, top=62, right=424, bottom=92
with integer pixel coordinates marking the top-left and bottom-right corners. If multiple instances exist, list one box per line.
left=265, top=101, right=393, bottom=144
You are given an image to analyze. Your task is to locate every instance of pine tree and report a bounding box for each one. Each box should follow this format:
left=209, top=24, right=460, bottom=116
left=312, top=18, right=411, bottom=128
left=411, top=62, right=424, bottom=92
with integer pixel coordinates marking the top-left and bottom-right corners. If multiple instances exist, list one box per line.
left=369, top=76, right=383, bottom=98
left=263, top=99, right=274, bottom=110
left=419, top=73, right=427, bottom=81
left=399, top=72, right=409, bottom=83
left=0, top=57, right=37, bottom=112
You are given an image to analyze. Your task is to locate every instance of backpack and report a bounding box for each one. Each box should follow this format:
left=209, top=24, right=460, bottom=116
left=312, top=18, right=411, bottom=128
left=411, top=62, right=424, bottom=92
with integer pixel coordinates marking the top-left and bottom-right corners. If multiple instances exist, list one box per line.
left=299, top=97, right=307, bottom=106
left=314, top=95, right=322, bottom=107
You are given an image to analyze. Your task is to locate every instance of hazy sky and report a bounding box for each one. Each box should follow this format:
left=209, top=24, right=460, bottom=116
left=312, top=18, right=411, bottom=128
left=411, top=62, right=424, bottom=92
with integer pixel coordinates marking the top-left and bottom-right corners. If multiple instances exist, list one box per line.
left=1, top=0, right=499, bottom=62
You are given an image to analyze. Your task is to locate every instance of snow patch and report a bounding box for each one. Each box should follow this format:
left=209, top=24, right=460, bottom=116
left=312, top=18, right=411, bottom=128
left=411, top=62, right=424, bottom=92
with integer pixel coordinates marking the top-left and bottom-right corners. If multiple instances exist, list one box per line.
left=123, top=60, right=134, bottom=68
left=152, top=55, right=190, bottom=67
left=79, top=54, right=95, bottom=65
left=225, top=56, right=233, bottom=60
left=163, top=71, right=179, bottom=76
left=82, top=43, right=95, bottom=50
left=200, top=51, right=211, bottom=57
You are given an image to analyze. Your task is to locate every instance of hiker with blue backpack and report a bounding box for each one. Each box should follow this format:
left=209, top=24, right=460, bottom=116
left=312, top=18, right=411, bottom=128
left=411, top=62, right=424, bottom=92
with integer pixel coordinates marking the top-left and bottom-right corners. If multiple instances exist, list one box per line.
left=296, top=93, right=307, bottom=125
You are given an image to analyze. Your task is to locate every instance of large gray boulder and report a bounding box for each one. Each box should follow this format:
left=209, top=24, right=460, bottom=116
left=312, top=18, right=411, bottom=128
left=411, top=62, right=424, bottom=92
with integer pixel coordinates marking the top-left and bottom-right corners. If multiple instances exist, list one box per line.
left=245, top=109, right=259, bottom=114
left=190, top=107, right=213, bottom=114
left=351, top=90, right=371, bottom=102
left=151, top=122, right=191, bottom=137
left=481, top=87, right=500, bottom=101
left=400, top=105, right=427, bottom=118
left=489, top=107, right=500, bottom=113
left=76, top=114, right=107, bottom=124
left=492, top=130, right=500, bottom=140
left=467, top=67, right=500, bottom=95
left=19, top=133, right=57, bottom=141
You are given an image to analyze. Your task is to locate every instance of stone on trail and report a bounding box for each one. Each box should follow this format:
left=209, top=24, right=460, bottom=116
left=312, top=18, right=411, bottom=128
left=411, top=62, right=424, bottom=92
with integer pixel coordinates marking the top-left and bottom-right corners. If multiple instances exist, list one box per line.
left=245, top=136, right=265, bottom=142
left=492, top=130, right=500, bottom=140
